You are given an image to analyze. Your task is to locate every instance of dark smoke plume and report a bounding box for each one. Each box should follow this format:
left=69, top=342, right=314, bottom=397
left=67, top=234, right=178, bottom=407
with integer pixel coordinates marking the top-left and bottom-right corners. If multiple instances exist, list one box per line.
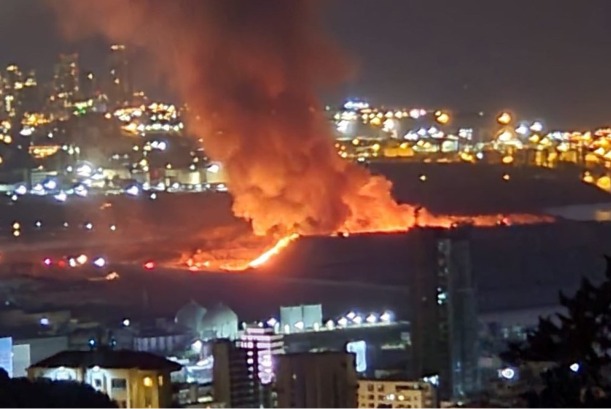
left=48, top=0, right=418, bottom=235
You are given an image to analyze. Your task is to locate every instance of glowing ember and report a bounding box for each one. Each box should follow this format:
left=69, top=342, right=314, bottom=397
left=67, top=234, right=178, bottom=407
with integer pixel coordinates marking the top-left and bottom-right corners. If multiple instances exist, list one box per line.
left=248, top=233, right=300, bottom=268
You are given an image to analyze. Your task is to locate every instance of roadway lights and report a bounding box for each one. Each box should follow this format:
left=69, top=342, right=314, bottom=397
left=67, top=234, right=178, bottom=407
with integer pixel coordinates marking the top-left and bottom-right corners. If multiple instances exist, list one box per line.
left=380, top=311, right=393, bottom=322
left=93, top=257, right=106, bottom=268
left=366, top=314, right=377, bottom=324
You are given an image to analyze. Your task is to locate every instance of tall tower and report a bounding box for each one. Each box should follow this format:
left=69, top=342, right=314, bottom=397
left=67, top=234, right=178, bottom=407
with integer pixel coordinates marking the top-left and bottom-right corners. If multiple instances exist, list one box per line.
left=108, top=44, right=132, bottom=107
left=409, top=227, right=479, bottom=401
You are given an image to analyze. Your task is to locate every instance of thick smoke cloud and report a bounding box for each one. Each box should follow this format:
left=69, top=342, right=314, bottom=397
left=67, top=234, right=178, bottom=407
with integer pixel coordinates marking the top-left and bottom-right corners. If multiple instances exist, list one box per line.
left=48, top=0, right=419, bottom=236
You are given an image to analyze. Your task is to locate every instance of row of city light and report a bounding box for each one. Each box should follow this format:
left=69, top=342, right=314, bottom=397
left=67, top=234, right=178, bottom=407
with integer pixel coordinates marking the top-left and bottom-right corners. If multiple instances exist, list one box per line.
left=6, top=220, right=117, bottom=236
left=262, top=311, right=395, bottom=334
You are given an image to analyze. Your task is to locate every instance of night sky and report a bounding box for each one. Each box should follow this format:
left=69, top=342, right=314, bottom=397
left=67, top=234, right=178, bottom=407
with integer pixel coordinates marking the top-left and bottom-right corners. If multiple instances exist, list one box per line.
left=2, top=0, right=611, bottom=128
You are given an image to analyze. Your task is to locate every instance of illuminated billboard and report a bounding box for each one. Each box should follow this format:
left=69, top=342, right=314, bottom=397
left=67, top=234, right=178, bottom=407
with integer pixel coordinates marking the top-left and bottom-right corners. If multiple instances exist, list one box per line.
left=346, top=340, right=367, bottom=373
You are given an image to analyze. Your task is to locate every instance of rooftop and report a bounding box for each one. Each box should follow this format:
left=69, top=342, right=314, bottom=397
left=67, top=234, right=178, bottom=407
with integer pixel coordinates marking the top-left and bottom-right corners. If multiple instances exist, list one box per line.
left=30, top=348, right=182, bottom=371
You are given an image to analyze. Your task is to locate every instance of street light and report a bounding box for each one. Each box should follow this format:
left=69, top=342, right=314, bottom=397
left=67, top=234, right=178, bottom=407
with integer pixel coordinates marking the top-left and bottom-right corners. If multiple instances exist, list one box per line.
left=497, top=112, right=512, bottom=125
left=435, top=111, right=450, bottom=125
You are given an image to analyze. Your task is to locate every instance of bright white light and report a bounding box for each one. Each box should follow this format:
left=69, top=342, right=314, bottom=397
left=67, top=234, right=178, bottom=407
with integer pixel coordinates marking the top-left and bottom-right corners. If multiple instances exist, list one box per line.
left=74, top=185, right=88, bottom=198
left=157, top=141, right=167, bottom=151
left=353, top=315, right=363, bottom=325
left=150, top=193, right=157, bottom=200
left=409, top=108, right=421, bottom=119
left=266, top=318, right=278, bottom=327
left=68, top=258, right=77, bottom=268
left=40, top=317, right=50, bottom=326
left=207, top=163, right=220, bottom=174
left=346, top=311, right=356, bottom=320
left=20, top=127, right=34, bottom=137
left=32, top=184, right=44, bottom=194
left=570, top=363, right=580, bottom=373
left=126, top=185, right=140, bottom=196
left=122, top=318, right=130, bottom=327
left=44, top=179, right=57, bottom=190
left=192, top=340, right=203, bottom=353
left=380, top=311, right=392, bottom=322
left=84, top=222, right=93, bottom=230
left=500, top=368, right=516, bottom=380
left=530, top=121, right=544, bottom=132
left=294, top=321, right=305, bottom=330
left=423, top=375, right=439, bottom=386
left=54, top=191, right=67, bottom=202
left=76, top=254, right=88, bottom=265
left=344, top=100, right=369, bottom=111
left=326, top=320, right=335, bottom=330
left=93, top=257, right=106, bottom=268
left=110, top=224, right=117, bottom=232
left=516, top=124, right=530, bottom=136
left=15, top=185, right=27, bottom=195
left=35, top=220, right=42, bottom=228
left=366, top=314, right=377, bottom=324
left=92, top=365, right=100, bottom=372
left=76, top=164, right=93, bottom=177
left=383, top=118, right=396, bottom=132
left=338, top=317, right=349, bottom=327
left=10, top=194, right=18, bottom=202
left=476, top=152, right=484, bottom=160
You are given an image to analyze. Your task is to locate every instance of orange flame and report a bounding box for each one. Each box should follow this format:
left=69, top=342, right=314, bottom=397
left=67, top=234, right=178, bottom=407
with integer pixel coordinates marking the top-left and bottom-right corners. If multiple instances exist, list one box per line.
left=248, top=233, right=300, bottom=268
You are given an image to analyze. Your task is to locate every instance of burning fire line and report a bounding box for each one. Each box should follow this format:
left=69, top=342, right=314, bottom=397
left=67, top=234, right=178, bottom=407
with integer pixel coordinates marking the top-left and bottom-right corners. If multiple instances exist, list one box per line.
left=183, top=212, right=553, bottom=273
left=247, top=233, right=300, bottom=268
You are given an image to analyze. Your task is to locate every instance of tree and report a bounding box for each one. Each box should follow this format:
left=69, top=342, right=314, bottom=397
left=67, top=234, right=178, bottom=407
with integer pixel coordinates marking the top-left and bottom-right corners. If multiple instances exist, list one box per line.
left=0, top=369, right=117, bottom=407
left=502, top=256, right=611, bottom=407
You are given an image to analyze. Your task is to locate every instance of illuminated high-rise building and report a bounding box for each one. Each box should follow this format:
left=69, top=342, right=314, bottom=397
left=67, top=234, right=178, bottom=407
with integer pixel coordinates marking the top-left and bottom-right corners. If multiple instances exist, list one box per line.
left=238, top=326, right=284, bottom=384
left=108, top=44, right=132, bottom=107
left=409, top=227, right=479, bottom=401
left=53, top=53, right=80, bottom=107
left=1, top=64, right=24, bottom=118
left=0, top=65, right=39, bottom=121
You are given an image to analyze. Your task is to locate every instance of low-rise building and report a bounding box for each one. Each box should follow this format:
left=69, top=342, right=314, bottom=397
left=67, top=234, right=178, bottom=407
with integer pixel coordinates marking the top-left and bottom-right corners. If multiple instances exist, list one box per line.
left=358, top=379, right=437, bottom=408
left=27, top=347, right=181, bottom=408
